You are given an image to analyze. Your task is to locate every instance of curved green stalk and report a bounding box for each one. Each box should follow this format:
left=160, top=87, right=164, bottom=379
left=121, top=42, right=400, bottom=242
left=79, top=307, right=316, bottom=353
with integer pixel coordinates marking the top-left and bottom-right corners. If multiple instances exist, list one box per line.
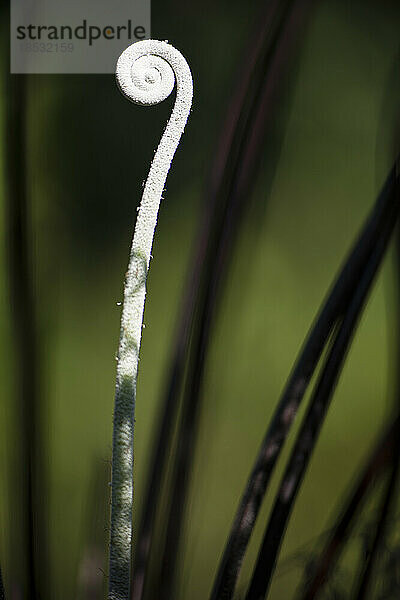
left=108, top=40, right=193, bottom=600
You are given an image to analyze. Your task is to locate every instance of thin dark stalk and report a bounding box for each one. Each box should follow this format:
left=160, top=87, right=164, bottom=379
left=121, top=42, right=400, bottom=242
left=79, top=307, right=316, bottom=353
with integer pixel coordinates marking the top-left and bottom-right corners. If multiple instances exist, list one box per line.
left=152, top=2, right=315, bottom=599
left=130, top=312, right=193, bottom=600
left=245, top=180, right=399, bottom=600
left=353, top=181, right=400, bottom=600
left=4, top=70, right=48, bottom=600
left=210, top=164, right=399, bottom=600
left=130, top=0, right=286, bottom=592
left=132, top=1, right=312, bottom=598
left=5, top=74, right=38, bottom=600
left=298, top=415, right=399, bottom=600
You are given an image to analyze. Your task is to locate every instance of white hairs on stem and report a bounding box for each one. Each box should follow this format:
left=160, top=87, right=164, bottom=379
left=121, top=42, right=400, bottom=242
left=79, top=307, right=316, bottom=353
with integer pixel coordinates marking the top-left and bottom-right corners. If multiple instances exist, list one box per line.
left=108, top=40, right=193, bottom=600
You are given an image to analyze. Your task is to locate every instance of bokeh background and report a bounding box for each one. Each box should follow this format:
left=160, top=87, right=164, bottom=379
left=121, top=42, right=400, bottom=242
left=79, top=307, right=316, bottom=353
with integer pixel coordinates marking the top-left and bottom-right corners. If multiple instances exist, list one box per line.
left=0, top=0, right=400, bottom=598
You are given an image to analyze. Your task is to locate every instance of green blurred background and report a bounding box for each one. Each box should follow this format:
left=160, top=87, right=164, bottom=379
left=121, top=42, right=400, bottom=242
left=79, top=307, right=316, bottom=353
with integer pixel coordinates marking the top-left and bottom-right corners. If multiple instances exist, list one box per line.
left=1, top=0, right=400, bottom=598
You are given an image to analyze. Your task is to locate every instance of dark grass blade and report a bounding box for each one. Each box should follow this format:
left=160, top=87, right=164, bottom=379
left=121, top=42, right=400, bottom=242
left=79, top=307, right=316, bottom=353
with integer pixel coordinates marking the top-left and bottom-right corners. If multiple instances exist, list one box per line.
left=300, top=66, right=400, bottom=600
left=210, top=163, right=399, bottom=600
left=132, top=1, right=313, bottom=599
left=150, top=2, right=315, bottom=599
left=352, top=216, right=400, bottom=600
left=298, top=414, right=399, bottom=600
left=4, top=70, right=49, bottom=600
left=244, top=167, right=399, bottom=600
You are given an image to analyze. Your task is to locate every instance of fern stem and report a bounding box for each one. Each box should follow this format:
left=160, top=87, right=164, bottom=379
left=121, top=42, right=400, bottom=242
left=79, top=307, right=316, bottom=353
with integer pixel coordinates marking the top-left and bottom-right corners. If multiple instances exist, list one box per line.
left=108, top=40, right=193, bottom=600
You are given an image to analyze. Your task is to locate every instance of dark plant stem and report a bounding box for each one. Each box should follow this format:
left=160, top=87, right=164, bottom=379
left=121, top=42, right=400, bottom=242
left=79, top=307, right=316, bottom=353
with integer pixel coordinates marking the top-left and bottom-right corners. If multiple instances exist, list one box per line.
left=131, top=3, right=293, bottom=595
left=298, top=415, right=399, bottom=600
left=151, top=3, right=314, bottom=600
left=352, top=174, right=400, bottom=600
left=132, top=1, right=312, bottom=599
left=4, top=72, right=48, bottom=599
left=130, top=295, right=194, bottom=600
left=5, top=74, right=37, bottom=599
left=210, top=163, right=399, bottom=600
left=245, top=170, right=399, bottom=600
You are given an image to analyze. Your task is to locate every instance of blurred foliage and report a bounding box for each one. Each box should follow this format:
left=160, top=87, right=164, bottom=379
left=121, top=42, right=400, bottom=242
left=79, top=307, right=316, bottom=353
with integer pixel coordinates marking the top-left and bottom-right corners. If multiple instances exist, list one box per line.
left=0, top=0, right=400, bottom=598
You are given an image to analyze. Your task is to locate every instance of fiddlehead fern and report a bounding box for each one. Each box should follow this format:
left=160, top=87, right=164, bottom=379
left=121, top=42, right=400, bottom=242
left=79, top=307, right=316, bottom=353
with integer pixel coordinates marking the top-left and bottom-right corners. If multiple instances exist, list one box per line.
left=109, top=40, right=193, bottom=600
